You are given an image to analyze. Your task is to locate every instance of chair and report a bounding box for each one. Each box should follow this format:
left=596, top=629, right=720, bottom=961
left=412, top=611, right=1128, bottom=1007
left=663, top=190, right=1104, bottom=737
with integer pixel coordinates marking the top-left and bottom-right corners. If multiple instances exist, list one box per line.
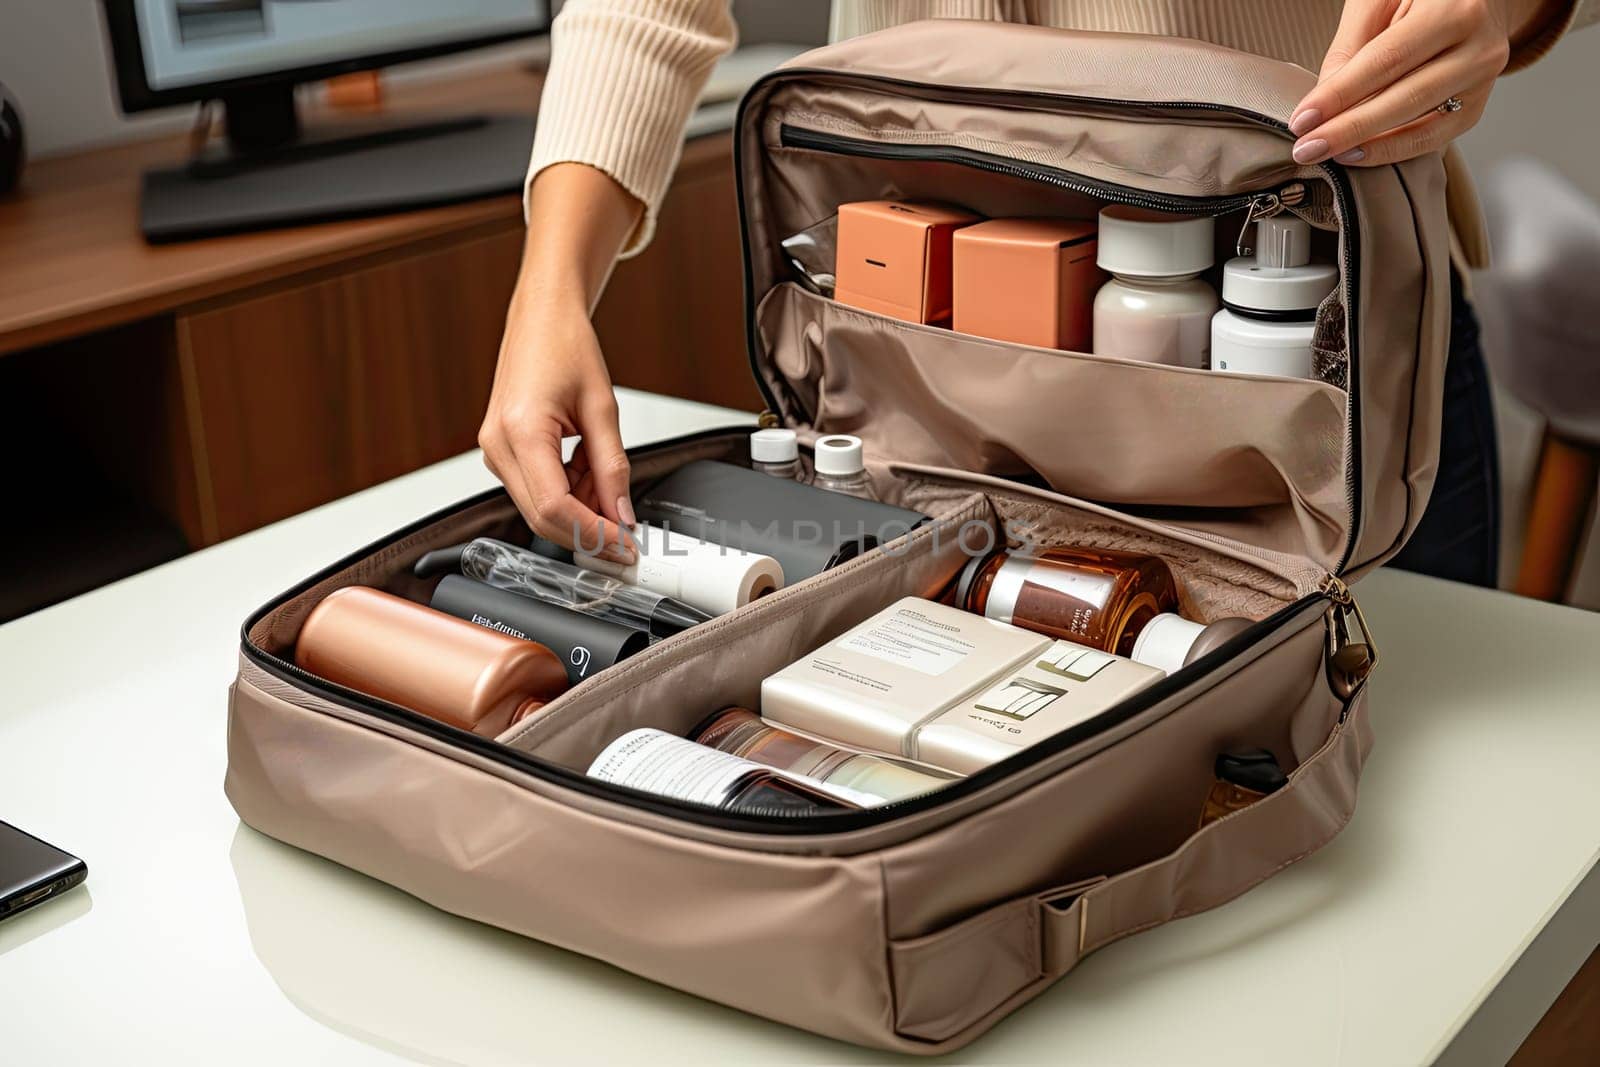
left=1471, top=158, right=1600, bottom=601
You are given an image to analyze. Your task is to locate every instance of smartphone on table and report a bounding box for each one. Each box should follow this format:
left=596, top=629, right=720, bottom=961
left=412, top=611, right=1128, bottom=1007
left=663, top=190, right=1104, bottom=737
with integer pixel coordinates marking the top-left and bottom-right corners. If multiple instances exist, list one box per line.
left=0, top=820, right=87, bottom=922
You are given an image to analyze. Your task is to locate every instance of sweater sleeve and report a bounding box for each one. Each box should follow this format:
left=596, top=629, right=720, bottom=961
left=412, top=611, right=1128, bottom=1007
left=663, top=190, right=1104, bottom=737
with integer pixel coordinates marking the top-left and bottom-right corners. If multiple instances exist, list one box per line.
left=525, top=0, right=738, bottom=257
left=1506, top=0, right=1599, bottom=73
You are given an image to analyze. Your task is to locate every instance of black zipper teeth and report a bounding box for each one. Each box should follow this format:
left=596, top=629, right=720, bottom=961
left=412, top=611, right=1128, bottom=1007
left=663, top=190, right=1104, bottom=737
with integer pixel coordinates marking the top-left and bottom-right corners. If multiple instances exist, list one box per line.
left=740, top=71, right=1366, bottom=572
left=780, top=124, right=1265, bottom=216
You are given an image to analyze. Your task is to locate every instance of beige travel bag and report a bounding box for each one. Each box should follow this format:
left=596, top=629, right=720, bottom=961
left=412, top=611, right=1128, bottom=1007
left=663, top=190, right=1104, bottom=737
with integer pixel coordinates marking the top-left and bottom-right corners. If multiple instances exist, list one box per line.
left=226, top=22, right=1448, bottom=1053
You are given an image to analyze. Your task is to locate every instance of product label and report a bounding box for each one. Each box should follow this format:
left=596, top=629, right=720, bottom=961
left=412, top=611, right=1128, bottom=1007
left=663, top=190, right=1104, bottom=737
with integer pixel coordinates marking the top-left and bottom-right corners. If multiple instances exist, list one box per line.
left=971, top=676, right=1065, bottom=720
left=1035, top=642, right=1115, bottom=681
left=587, top=729, right=881, bottom=809
left=1021, top=561, right=1115, bottom=611
left=588, top=729, right=757, bottom=806
left=837, top=606, right=976, bottom=676
left=469, top=613, right=528, bottom=641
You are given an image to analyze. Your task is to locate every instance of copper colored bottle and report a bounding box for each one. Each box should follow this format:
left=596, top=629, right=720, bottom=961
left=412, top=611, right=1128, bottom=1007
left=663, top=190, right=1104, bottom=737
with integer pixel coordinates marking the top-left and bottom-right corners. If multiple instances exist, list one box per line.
left=957, top=547, right=1179, bottom=656
left=294, top=586, right=569, bottom=737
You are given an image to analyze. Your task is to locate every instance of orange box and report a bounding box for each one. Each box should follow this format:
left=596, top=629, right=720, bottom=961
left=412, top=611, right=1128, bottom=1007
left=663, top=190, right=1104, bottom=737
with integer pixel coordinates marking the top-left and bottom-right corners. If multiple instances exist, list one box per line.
left=952, top=218, right=1102, bottom=350
left=834, top=200, right=980, bottom=324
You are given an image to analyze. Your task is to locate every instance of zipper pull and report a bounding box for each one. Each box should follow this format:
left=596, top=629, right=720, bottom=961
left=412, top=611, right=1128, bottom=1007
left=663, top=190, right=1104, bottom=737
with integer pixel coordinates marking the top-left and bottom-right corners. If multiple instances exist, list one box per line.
left=1320, top=574, right=1377, bottom=701
left=1235, top=183, right=1308, bottom=258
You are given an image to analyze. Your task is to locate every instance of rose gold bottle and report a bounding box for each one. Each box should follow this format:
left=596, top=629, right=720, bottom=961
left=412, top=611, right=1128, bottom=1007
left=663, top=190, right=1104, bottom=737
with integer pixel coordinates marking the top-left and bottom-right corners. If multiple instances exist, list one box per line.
left=294, top=586, right=569, bottom=737
left=957, top=547, right=1179, bottom=656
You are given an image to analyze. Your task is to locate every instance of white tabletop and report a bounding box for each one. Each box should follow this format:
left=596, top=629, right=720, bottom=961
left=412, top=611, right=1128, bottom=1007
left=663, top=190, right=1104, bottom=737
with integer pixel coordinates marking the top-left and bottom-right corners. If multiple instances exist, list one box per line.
left=2, top=388, right=1597, bottom=1066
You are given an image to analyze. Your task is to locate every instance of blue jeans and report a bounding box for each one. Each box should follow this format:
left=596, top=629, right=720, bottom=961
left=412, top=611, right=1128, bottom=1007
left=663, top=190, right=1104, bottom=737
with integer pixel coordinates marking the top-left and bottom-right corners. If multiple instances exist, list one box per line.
left=1388, top=271, right=1501, bottom=587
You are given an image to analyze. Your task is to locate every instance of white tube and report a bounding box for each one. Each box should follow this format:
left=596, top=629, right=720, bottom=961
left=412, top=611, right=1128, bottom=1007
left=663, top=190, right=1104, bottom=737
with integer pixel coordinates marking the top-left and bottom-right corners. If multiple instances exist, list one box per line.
left=574, top=523, right=784, bottom=616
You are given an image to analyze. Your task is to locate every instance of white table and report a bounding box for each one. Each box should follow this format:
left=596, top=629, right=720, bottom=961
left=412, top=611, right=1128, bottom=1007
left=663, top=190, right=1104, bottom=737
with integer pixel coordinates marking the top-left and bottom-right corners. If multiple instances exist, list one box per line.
left=2, top=388, right=1597, bottom=1065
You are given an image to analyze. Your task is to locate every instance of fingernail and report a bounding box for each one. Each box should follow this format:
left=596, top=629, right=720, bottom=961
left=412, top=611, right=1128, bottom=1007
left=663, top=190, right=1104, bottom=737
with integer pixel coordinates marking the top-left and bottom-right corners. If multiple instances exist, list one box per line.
left=1289, top=108, right=1322, bottom=136
left=1292, top=138, right=1330, bottom=165
left=617, top=495, right=637, bottom=528
left=1334, top=147, right=1366, bottom=164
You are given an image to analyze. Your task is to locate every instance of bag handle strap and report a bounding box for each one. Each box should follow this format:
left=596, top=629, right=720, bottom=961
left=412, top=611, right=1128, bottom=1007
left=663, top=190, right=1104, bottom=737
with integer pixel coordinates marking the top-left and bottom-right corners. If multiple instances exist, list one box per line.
left=1041, top=693, right=1372, bottom=974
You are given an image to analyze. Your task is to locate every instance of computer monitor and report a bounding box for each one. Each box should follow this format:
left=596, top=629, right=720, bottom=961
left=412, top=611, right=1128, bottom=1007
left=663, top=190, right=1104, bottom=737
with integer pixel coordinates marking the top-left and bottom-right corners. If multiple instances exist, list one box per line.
left=100, top=1, right=552, bottom=241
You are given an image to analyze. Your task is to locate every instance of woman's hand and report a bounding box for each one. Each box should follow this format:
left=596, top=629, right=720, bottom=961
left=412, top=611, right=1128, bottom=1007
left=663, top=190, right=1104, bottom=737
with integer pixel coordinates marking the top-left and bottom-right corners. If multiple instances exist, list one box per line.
left=1289, top=0, right=1542, bottom=166
left=480, top=289, right=635, bottom=563
left=479, top=163, right=644, bottom=563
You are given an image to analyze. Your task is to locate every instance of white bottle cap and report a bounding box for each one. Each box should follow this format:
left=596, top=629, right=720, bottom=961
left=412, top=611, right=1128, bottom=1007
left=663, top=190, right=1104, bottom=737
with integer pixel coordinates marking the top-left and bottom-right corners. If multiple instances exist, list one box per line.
left=750, top=428, right=799, bottom=463
left=814, top=434, right=865, bottom=477
left=1221, top=216, right=1338, bottom=313
left=1211, top=308, right=1317, bottom=380
left=1130, top=613, right=1207, bottom=675
left=1096, top=206, right=1215, bottom=279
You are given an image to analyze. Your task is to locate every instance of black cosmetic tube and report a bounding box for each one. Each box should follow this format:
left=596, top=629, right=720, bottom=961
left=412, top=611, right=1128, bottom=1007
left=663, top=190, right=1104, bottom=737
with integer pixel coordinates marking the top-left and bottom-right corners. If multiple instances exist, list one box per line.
left=430, top=575, right=649, bottom=685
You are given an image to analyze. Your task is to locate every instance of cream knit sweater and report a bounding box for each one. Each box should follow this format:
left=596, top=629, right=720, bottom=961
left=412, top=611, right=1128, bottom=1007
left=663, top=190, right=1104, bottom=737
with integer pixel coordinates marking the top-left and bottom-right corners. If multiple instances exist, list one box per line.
left=526, top=0, right=1597, bottom=260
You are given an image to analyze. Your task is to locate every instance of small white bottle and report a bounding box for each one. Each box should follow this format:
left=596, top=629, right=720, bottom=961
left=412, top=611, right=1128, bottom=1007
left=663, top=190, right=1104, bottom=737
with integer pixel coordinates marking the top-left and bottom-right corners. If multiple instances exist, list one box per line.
left=749, top=428, right=806, bottom=482
left=1211, top=215, right=1338, bottom=380
left=1092, top=206, right=1219, bottom=369
left=812, top=434, right=876, bottom=499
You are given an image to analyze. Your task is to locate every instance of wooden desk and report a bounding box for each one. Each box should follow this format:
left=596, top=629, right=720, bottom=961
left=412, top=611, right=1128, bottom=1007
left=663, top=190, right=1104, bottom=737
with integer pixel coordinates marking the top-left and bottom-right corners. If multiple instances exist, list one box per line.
left=0, top=62, right=754, bottom=617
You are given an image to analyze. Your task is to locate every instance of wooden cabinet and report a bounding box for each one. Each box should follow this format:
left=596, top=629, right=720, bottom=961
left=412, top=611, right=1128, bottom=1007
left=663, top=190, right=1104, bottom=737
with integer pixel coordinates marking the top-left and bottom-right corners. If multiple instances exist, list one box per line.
left=176, top=228, right=523, bottom=542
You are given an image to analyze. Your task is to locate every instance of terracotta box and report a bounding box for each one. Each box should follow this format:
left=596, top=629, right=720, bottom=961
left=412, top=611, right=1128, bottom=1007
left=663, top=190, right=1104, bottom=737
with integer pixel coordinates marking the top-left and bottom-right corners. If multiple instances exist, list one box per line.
left=834, top=200, right=980, bottom=324
left=952, top=218, right=1101, bottom=349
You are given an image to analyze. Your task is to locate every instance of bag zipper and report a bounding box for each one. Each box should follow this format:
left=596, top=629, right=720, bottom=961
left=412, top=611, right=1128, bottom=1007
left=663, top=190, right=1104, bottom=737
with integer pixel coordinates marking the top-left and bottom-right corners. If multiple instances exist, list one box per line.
left=742, top=76, right=1366, bottom=574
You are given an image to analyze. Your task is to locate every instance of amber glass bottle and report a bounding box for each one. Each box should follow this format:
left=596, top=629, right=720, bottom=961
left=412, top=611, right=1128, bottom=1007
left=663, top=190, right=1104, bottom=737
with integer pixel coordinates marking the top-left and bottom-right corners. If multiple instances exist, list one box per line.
left=957, top=546, right=1179, bottom=656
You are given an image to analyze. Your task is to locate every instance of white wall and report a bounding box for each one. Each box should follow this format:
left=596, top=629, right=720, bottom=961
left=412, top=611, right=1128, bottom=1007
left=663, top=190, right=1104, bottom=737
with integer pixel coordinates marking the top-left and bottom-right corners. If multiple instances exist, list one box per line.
left=1460, top=28, right=1600, bottom=201
left=3, top=2, right=189, bottom=156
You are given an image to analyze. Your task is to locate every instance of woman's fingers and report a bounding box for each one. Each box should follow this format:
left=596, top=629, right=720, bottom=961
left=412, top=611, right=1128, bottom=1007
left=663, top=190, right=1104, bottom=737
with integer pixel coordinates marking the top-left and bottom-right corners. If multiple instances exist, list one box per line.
left=483, top=413, right=634, bottom=564
left=1335, top=84, right=1490, bottom=166
left=578, top=390, right=635, bottom=532
left=1291, top=0, right=1513, bottom=165
left=1292, top=50, right=1482, bottom=163
left=478, top=435, right=550, bottom=555
left=522, top=424, right=634, bottom=563
left=1292, top=16, right=1461, bottom=137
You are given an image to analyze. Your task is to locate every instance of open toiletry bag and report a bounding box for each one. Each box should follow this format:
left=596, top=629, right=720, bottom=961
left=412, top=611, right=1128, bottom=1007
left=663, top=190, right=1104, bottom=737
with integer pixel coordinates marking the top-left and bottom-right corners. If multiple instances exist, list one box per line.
left=225, top=21, right=1449, bottom=1054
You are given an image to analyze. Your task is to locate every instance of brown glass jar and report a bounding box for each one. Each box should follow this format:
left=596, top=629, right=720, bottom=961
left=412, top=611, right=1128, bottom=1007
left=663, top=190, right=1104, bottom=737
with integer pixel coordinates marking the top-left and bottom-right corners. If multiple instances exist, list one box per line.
left=957, top=546, right=1179, bottom=656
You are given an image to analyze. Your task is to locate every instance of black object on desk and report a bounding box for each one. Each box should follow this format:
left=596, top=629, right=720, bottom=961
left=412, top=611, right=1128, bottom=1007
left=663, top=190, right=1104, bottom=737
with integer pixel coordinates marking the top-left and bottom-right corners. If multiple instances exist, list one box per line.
left=139, top=114, right=537, bottom=243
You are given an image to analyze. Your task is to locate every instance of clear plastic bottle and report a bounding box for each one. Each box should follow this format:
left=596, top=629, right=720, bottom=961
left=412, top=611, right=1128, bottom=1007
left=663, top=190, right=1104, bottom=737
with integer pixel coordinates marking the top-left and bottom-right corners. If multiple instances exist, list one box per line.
left=749, top=428, right=806, bottom=481
left=811, top=434, right=877, bottom=499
